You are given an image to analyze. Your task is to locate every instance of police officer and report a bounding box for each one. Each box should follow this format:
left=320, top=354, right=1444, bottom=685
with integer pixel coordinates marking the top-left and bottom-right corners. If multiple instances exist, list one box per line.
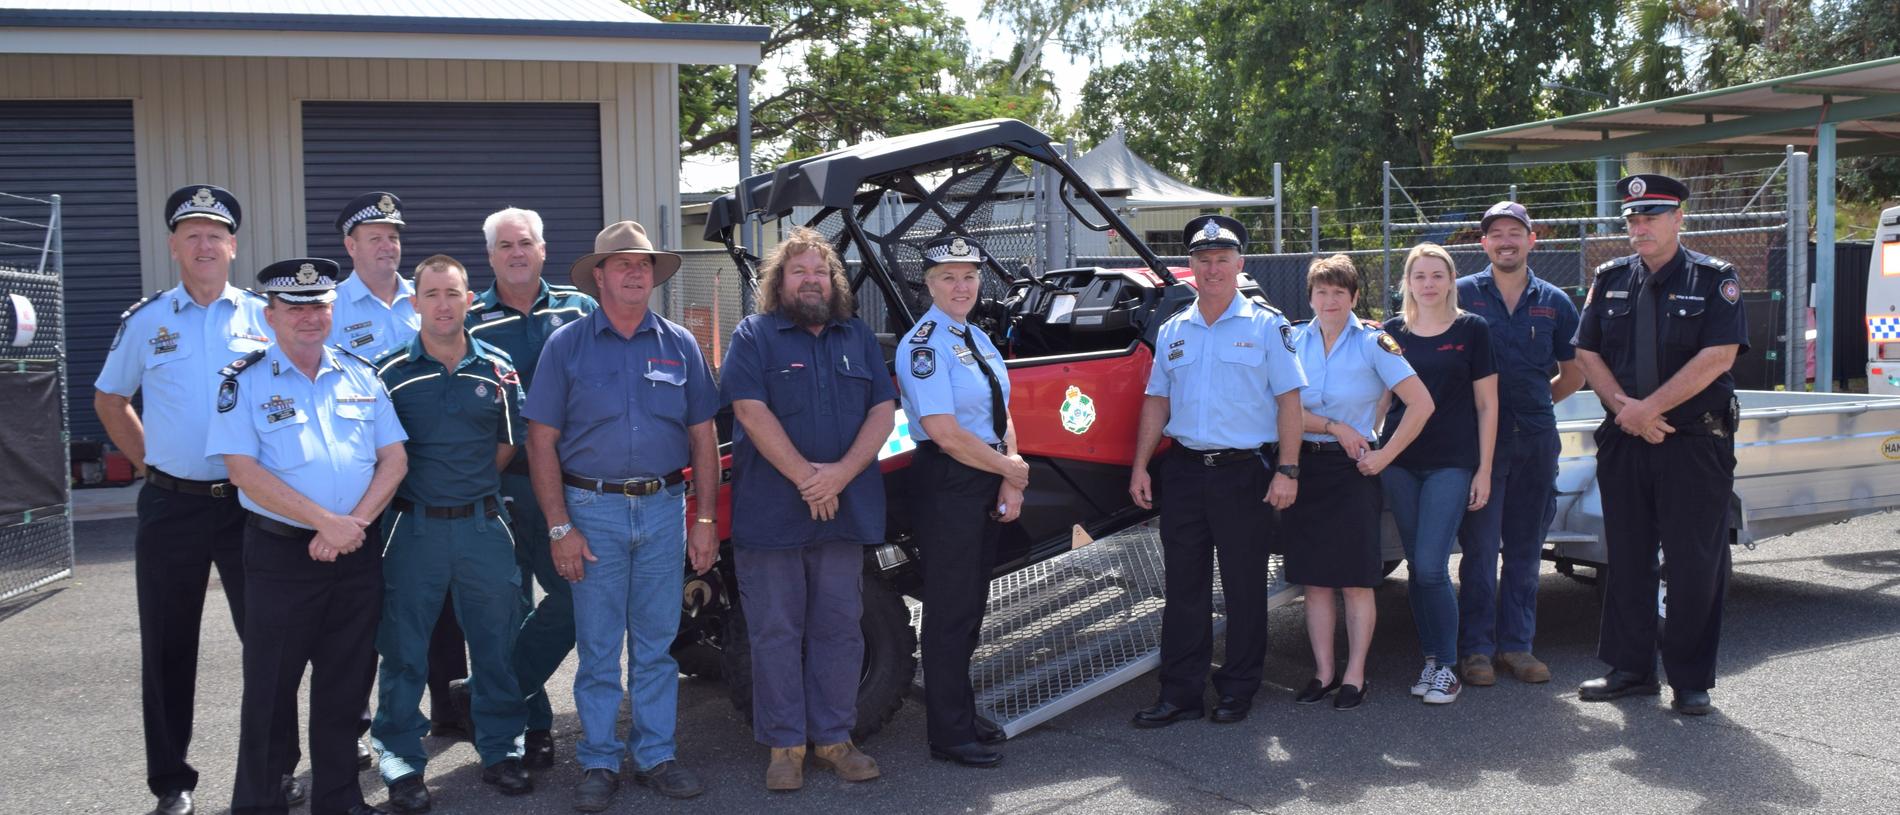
left=1128, top=215, right=1305, bottom=727
left=523, top=220, right=719, bottom=809
left=209, top=257, right=408, bottom=815
left=93, top=184, right=307, bottom=815
left=465, top=206, right=596, bottom=767
left=369, top=254, right=532, bottom=812
left=895, top=234, right=1026, bottom=768
left=1574, top=173, right=1748, bottom=716
left=330, top=192, right=419, bottom=361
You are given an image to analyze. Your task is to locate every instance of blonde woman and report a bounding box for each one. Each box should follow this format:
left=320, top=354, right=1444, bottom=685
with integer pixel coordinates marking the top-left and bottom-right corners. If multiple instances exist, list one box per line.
left=1380, top=243, right=1498, bottom=704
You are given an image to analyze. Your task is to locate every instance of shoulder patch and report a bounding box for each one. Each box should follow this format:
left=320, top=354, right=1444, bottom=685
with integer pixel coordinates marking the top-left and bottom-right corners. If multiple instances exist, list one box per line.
left=908, top=320, right=937, bottom=345
left=1247, top=295, right=1283, bottom=316
left=1280, top=323, right=1296, bottom=353
left=909, top=347, right=936, bottom=378
left=1375, top=331, right=1404, bottom=355
left=1720, top=278, right=1740, bottom=304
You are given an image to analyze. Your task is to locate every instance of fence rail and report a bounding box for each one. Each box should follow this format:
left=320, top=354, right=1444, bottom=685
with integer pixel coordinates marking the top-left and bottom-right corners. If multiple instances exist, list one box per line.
left=0, top=191, right=73, bottom=602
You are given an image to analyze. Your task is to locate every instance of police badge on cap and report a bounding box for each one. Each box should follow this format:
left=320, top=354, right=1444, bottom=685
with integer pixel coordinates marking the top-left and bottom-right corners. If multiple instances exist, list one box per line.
left=336, top=191, right=406, bottom=235
left=921, top=234, right=990, bottom=269
left=1182, top=215, right=1246, bottom=254
left=256, top=257, right=341, bottom=304
left=165, top=184, right=242, bottom=232
left=1618, top=173, right=1690, bottom=215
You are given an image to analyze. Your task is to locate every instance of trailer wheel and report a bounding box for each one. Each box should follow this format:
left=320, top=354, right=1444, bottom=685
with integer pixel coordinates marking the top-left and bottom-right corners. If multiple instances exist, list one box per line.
left=720, top=577, right=917, bottom=743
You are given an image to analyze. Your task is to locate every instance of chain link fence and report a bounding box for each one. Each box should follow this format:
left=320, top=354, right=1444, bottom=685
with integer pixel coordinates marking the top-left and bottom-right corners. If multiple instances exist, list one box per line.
left=0, top=191, right=73, bottom=602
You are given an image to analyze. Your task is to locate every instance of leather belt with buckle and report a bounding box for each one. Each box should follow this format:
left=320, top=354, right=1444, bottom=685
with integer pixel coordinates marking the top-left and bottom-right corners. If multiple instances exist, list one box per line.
left=147, top=467, right=236, bottom=499
left=562, top=470, right=686, bottom=496
left=392, top=496, right=502, bottom=519
left=246, top=513, right=312, bottom=538
left=917, top=440, right=1008, bottom=454
left=1189, top=447, right=1260, bottom=467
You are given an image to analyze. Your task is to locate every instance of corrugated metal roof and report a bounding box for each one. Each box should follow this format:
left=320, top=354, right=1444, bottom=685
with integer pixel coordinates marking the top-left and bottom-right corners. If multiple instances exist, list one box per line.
left=3, top=1, right=658, bottom=25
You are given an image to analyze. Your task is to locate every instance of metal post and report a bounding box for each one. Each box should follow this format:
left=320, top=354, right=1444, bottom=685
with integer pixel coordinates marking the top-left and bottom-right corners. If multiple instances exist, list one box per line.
left=1596, top=156, right=1615, bottom=233
left=1508, top=183, right=1518, bottom=202
left=736, top=64, right=755, bottom=316
left=1310, top=206, right=1320, bottom=256
left=657, top=204, right=674, bottom=318
left=1063, top=140, right=1076, bottom=267
left=1815, top=124, right=1836, bottom=391
left=1272, top=162, right=1283, bottom=254
left=1789, top=149, right=1810, bottom=391
left=1381, top=161, right=1392, bottom=304
left=1577, top=221, right=1587, bottom=295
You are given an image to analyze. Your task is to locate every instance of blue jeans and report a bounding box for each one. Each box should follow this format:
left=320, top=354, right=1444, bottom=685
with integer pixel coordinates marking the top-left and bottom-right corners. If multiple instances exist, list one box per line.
left=1382, top=466, right=1473, bottom=664
left=563, top=483, right=687, bottom=772
left=1457, top=425, right=1560, bottom=657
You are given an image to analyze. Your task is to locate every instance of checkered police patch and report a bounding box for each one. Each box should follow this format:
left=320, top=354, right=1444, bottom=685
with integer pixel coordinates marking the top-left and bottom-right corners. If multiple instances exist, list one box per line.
left=910, top=347, right=936, bottom=378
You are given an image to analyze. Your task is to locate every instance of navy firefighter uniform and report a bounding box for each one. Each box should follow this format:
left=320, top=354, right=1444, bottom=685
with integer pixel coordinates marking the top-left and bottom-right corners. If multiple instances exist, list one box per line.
left=1574, top=173, right=1748, bottom=707
left=465, top=277, right=596, bottom=751
left=209, top=258, right=408, bottom=815
left=369, top=332, right=530, bottom=793
left=894, top=235, right=1018, bottom=762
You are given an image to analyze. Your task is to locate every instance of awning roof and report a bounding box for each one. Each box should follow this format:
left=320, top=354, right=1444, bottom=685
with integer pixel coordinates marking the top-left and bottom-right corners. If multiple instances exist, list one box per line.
left=1454, top=56, right=1900, bottom=161
left=1071, top=129, right=1271, bottom=208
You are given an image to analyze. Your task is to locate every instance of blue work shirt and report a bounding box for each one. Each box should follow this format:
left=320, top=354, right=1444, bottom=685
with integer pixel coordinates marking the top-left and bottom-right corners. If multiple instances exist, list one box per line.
left=1292, top=315, right=1417, bottom=442
left=94, top=284, right=273, bottom=481
left=329, top=272, right=419, bottom=361
left=524, top=308, right=718, bottom=480
left=375, top=332, right=525, bottom=507
left=720, top=312, right=898, bottom=549
left=1457, top=267, right=1579, bottom=432
left=895, top=304, right=1010, bottom=445
left=206, top=344, right=408, bottom=529
left=1144, top=294, right=1307, bottom=450
left=466, top=279, right=597, bottom=389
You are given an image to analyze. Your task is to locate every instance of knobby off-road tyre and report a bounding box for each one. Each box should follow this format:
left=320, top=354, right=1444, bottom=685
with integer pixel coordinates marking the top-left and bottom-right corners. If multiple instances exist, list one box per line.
left=720, top=577, right=917, bottom=742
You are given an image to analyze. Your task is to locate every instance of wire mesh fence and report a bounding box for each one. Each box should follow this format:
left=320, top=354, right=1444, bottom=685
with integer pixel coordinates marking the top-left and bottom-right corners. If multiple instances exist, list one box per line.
left=0, top=190, right=74, bottom=602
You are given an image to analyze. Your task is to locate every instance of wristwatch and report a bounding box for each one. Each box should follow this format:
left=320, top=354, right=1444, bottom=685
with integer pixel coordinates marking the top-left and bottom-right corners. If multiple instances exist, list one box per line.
left=1275, top=464, right=1301, bottom=480
left=548, top=523, right=573, bottom=541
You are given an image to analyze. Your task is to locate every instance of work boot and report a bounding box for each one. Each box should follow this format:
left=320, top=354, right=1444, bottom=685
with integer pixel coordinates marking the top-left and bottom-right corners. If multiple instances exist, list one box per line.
left=572, top=768, right=617, bottom=813
left=812, top=741, right=880, bottom=782
left=765, top=746, right=805, bottom=791
left=1458, top=654, right=1496, bottom=687
left=1496, top=651, right=1551, bottom=683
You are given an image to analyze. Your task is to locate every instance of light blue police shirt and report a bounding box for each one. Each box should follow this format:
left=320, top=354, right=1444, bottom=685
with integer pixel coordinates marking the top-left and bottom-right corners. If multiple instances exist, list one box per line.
left=1293, top=315, right=1418, bottom=443
left=206, top=344, right=408, bottom=529
left=328, top=272, right=419, bottom=361
left=895, top=304, right=1011, bottom=445
left=94, top=284, right=273, bottom=481
left=1143, top=294, right=1307, bottom=450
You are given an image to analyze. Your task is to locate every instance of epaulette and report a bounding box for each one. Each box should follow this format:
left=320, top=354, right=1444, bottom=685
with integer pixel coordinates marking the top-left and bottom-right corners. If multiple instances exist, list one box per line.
left=1594, top=257, right=1630, bottom=275
left=475, top=340, right=516, bottom=364
left=218, top=348, right=267, bottom=380
left=334, top=345, right=376, bottom=368
left=1685, top=250, right=1734, bottom=273
left=908, top=320, right=937, bottom=344
left=241, top=288, right=267, bottom=301
left=1247, top=295, right=1283, bottom=316
left=371, top=346, right=409, bottom=373
left=548, top=283, right=584, bottom=293
left=119, top=289, right=168, bottom=321
left=1290, top=318, right=1313, bottom=326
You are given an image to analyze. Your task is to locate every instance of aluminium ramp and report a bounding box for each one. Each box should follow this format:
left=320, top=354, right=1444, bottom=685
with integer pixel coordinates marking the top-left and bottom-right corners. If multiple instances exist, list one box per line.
left=911, top=522, right=1297, bottom=738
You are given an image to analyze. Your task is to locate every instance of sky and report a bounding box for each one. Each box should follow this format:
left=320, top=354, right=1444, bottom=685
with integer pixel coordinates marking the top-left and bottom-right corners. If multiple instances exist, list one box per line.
left=678, top=0, right=1118, bottom=192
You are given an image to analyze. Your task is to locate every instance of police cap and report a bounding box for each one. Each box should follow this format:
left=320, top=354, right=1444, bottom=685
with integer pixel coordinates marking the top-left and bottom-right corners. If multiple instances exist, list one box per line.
left=921, top=234, right=989, bottom=270
left=166, top=185, right=241, bottom=232
left=336, top=191, right=406, bottom=236
left=1618, top=173, right=1689, bottom=215
left=256, top=258, right=341, bottom=304
left=1183, top=214, right=1246, bottom=254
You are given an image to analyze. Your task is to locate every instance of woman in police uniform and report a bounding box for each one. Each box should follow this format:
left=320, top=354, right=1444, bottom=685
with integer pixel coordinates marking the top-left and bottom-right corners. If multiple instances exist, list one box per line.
left=895, top=234, right=1027, bottom=768
left=1281, top=255, right=1434, bottom=710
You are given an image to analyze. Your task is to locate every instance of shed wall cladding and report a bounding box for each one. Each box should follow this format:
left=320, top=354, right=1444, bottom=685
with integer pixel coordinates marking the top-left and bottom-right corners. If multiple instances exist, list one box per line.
left=0, top=100, right=139, bottom=441
left=301, top=101, right=604, bottom=290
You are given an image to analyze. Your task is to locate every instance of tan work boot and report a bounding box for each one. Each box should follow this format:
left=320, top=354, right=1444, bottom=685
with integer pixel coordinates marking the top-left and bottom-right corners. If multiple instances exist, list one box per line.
left=1458, top=654, right=1497, bottom=687
left=766, top=746, right=805, bottom=791
left=812, top=741, right=881, bottom=782
left=1496, top=651, right=1552, bottom=683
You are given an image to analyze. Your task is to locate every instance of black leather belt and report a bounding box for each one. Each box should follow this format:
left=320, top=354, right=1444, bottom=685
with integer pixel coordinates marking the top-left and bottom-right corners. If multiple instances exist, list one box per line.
left=1185, top=446, right=1265, bottom=467
left=562, top=470, right=685, bottom=496
left=392, top=495, right=501, bottom=519
left=246, top=513, right=312, bottom=538
left=147, top=468, right=236, bottom=499
left=917, top=440, right=1009, bottom=455
left=1605, top=411, right=1731, bottom=438
left=1302, top=440, right=1376, bottom=454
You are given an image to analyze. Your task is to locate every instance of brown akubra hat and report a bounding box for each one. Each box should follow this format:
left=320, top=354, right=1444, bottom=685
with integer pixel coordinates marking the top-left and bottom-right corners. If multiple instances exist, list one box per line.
left=568, top=220, right=682, bottom=297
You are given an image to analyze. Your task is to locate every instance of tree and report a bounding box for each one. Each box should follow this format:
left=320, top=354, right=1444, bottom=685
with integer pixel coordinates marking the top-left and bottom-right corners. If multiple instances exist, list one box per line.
left=979, top=0, right=1138, bottom=93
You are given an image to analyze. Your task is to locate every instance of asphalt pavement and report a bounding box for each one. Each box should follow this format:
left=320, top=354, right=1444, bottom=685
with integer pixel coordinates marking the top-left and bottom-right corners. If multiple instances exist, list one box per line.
left=4, top=511, right=1898, bottom=814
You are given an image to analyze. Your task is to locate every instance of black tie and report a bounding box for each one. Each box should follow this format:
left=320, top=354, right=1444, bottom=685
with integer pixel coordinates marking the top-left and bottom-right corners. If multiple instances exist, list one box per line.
left=954, top=327, right=1009, bottom=441
left=1633, top=266, right=1661, bottom=398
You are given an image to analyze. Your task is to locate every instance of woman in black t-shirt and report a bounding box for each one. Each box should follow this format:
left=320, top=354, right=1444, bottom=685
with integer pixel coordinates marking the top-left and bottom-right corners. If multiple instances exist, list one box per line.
left=1379, top=243, right=1498, bottom=705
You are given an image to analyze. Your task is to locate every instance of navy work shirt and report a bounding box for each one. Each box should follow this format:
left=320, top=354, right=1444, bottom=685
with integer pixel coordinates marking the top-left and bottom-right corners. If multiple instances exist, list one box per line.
left=1574, top=246, right=1749, bottom=424
left=1457, top=268, right=1579, bottom=432
left=375, top=332, right=525, bottom=507
left=720, top=312, right=898, bottom=549
left=523, top=308, right=718, bottom=479
left=466, top=279, right=597, bottom=389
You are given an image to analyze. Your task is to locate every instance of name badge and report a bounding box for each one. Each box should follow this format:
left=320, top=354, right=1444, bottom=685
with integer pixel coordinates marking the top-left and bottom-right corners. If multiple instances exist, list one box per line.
left=346, top=321, right=373, bottom=332
left=481, top=311, right=507, bottom=322
left=337, top=394, right=376, bottom=404
left=350, top=333, right=375, bottom=348
left=1233, top=341, right=1255, bottom=348
left=1605, top=290, right=1630, bottom=300
left=1668, top=294, right=1704, bottom=302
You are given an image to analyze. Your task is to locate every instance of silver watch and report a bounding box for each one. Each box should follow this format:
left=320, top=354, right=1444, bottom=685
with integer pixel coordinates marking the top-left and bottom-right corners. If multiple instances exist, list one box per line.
left=549, top=523, right=574, bottom=541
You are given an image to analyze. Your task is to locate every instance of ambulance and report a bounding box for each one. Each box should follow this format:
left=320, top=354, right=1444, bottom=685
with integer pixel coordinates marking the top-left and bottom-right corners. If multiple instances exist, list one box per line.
left=1870, top=205, right=1900, bottom=394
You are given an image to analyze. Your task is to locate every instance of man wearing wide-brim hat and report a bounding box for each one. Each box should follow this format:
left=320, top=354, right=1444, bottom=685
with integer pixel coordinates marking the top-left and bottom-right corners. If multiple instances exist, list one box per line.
left=521, top=220, right=718, bottom=809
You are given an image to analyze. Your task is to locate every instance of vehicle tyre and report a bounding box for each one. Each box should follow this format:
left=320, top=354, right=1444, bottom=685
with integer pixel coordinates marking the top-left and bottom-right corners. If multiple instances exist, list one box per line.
left=721, top=576, right=917, bottom=743
left=672, top=641, right=724, bottom=681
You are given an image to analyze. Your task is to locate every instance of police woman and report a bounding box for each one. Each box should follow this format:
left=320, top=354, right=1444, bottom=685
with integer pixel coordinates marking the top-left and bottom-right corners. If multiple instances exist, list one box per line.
left=895, top=235, right=1026, bottom=768
left=1281, top=254, right=1432, bottom=710
left=1380, top=243, right=1498, bottom=705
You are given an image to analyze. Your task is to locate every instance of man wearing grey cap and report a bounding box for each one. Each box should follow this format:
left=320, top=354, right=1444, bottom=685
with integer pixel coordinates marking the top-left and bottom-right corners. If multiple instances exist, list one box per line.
left=210, top=257, right=408, bottom=815
left=1453, top=200, right=1582, bottom=689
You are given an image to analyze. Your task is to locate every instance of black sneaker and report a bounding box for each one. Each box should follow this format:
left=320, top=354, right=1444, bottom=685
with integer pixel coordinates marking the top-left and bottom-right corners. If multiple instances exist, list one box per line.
left=573, top=768, right=618, bottom=813
left=634, top=760, right=704, bottom=799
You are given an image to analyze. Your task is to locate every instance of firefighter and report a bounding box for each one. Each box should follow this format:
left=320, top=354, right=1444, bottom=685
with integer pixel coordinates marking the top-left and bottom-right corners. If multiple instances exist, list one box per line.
left=1128, top=215, right=1306, bottom=727
left=895, top=234, right=1026, bottom=768
left=1573, top=173, right=1748, bottom=716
